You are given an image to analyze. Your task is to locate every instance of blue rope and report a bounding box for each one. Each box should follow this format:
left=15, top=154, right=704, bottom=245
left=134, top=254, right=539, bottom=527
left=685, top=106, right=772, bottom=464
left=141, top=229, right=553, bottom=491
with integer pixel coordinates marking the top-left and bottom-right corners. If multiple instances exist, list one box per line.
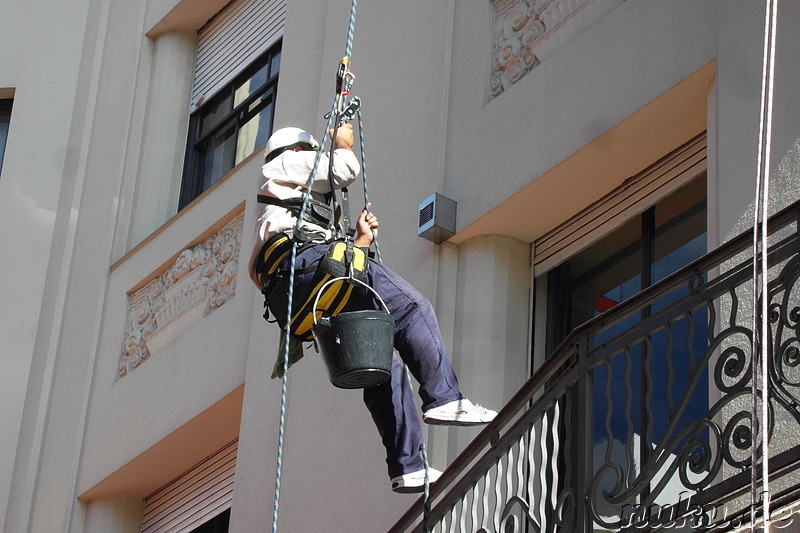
left=356, top=107, right=382, bottom=263
left=271, top=120, right=335, bottom=533
left=271, top=1, right=358, bottom=529
left=271, top=243, right=295, bottom=533
left=344, top=0, right=357, bottom=60
left=354, top=57, right=430, bottom=531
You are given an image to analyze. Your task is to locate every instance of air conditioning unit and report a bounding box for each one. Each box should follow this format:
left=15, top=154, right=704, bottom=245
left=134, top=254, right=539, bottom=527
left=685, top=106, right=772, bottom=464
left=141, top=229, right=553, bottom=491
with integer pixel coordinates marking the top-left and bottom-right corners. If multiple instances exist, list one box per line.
left=417, top=193, right=456, bottom=244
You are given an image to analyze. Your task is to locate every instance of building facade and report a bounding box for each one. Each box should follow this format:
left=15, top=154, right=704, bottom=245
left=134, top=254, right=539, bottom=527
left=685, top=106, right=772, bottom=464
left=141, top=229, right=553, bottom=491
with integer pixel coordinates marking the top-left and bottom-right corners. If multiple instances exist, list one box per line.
left=1, top=0, right=799, bottom=531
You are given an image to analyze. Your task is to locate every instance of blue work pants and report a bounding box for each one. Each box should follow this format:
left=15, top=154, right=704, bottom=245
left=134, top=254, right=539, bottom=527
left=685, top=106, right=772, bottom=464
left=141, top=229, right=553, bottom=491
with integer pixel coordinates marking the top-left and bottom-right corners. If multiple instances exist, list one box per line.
left=266, top=244, right=462, bottom=478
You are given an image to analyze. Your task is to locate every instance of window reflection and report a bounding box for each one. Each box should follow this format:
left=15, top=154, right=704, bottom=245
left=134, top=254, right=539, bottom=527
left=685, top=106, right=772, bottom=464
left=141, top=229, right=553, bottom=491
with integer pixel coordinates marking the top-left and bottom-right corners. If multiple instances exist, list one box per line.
left=0, top=99, right=12, bottom=175
left=181, top=42, right=281, bottom=209
left=235, top=100, right=273, bottom=166
left=202, top=125, right=236, bottom=191
left=233, top=64, right=268, bottom=108
left=545, top=175, right=709, bottom=524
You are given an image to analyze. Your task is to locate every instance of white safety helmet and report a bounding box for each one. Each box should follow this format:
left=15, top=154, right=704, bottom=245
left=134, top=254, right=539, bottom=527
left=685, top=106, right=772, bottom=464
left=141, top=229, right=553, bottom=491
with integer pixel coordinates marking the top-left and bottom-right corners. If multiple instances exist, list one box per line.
left=264, top=127, right=320, bottom=162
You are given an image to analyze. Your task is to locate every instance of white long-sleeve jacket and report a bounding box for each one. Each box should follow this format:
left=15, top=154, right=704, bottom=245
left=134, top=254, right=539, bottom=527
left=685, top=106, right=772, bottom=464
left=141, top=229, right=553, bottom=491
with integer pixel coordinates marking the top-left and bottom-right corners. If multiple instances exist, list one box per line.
left=249, top=148, right=361, bottom=284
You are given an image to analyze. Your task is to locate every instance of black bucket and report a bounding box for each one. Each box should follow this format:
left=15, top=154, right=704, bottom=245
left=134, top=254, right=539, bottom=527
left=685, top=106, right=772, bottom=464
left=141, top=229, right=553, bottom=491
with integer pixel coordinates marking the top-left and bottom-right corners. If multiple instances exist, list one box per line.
left=313, top=310, right=394, bottom=389
left=310, top=275, right=395, bottom=389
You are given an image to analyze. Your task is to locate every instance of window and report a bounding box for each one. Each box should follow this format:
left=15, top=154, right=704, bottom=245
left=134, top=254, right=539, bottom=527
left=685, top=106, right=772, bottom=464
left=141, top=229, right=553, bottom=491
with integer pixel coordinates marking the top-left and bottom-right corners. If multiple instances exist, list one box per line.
left=179, top=43, right=281, bottom=208
left=189, top=509, right=230, bottom=533
left=547, top=176, right=709, bottom=427
left=0, top=99, right=12, bottom=174
left=548, top=177, right=707, bottom=355
left=545, top=176, right=707, bottom=351
left=141, top=440, right=237, bottom=533
left=545, top=177, right=708, bottom=523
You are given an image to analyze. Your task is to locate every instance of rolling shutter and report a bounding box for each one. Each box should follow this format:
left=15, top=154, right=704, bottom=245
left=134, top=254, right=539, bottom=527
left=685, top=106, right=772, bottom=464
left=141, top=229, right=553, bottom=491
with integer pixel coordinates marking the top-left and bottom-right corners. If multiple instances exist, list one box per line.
left=533, top=132, right=707, bottom=276
left=191, top=0, right=286, bottom=108
left=141, top=439, right=238, bottom=533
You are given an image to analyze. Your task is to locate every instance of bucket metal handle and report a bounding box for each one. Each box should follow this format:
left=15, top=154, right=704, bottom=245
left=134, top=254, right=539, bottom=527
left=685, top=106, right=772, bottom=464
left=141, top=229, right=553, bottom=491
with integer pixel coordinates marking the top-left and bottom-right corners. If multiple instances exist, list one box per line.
left=311, top=275, right=391, bottom=327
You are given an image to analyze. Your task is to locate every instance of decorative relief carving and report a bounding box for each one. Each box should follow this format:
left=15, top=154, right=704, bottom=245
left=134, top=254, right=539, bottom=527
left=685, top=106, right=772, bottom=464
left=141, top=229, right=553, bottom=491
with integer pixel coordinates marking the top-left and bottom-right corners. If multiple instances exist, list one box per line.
left=490, top=0, right=597, bottom=99
left=117, top=213, right=244, bottom=380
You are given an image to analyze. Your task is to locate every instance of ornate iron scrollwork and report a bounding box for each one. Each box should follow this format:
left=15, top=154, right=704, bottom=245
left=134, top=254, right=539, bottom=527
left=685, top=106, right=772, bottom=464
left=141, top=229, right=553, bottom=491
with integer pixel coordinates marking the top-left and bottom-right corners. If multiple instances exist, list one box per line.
left=588, top=254, right=800, bottom=529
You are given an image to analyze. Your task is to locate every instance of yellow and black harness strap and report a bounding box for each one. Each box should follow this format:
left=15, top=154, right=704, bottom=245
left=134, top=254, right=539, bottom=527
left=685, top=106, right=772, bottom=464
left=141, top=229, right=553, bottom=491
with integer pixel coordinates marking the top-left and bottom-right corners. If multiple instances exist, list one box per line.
left=255, top=235, right=370, bottom=341
left=289, top=276, right=355, bottom=341
left=254, top=233, right=293, bottom=290
left=288, top=241, right=369, bottom=340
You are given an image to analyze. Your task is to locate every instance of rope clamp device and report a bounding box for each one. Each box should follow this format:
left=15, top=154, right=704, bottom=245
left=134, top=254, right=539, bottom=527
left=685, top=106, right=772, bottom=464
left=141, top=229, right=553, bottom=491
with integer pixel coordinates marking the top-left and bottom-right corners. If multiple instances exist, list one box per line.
left=324, top=96, right=361, bottom=125
left=336, top=58, right=355, bottom=95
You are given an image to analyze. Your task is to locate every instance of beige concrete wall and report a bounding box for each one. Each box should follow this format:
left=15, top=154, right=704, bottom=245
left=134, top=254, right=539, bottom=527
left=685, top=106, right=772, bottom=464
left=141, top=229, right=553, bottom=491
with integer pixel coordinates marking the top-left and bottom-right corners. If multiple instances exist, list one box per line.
left=446, top=0, right=718, bottom=240
left=717, top=0, right=800, bottom=242
left=83, top=496, right=142, bottom=533
left=3, top=0, right=800, bottom=532
left=231, top=0, right=461, bottom=529
left=448, top=235, right=531, bottom=456
left=0, top=0, right=93, bottom=528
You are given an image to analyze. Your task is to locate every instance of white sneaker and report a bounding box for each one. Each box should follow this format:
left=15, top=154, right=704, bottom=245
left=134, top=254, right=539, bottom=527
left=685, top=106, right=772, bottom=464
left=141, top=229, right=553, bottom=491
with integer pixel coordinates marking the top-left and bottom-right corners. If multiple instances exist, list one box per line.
left=423, top=399, right=497, bottom=426
left=390, top=467, right=442, bottom=493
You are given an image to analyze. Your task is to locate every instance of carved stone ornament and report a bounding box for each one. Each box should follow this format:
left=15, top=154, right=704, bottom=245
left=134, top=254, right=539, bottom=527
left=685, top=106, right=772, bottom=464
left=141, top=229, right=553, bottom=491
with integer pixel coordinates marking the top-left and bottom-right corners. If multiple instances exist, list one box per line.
left=117, top=213, right=244, bottom=380
left=490, top=0, right=607, bottom=99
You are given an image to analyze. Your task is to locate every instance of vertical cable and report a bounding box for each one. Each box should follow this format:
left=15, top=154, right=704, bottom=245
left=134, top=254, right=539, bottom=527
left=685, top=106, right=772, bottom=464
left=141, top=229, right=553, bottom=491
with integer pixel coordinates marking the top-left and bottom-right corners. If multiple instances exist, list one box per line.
left=344, top=0, right=358, bottom=60
left=271, top=245, right=295, bottom=533
left=751, top=1, right=778, bottom=531
left=353, top=67, right=429, bottom=518
left=357, top=107, right=383, bottom=262
left=271, top=113, right=336, bottom=533
left=271, top=2, right=359, bottom=530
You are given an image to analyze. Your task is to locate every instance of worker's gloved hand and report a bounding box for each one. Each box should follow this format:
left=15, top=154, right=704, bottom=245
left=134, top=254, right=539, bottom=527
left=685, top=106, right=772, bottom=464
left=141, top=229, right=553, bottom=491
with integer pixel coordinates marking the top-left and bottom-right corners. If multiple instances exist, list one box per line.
left=272, top=329, right=305, bottom=379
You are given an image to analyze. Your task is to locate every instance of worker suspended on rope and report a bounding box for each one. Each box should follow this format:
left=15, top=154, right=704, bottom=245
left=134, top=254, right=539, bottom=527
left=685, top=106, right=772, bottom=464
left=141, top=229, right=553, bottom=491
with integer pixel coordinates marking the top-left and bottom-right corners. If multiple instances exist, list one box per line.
left=248, top=124, right=498, bottom=493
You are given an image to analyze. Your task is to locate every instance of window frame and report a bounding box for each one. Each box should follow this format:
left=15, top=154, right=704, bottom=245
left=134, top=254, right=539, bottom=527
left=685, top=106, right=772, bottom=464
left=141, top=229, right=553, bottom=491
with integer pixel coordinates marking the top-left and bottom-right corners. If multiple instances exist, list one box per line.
left=544, top=175, right=708, bottom=353
left=179, top=41, right=281, bottom=209
left=0, top=98, right=13, bottom=175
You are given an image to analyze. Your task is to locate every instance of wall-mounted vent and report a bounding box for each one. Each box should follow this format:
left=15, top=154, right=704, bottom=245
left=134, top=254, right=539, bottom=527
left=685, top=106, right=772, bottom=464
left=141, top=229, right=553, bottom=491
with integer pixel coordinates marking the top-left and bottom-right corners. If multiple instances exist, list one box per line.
left=417, top=193, right=456, bottom=244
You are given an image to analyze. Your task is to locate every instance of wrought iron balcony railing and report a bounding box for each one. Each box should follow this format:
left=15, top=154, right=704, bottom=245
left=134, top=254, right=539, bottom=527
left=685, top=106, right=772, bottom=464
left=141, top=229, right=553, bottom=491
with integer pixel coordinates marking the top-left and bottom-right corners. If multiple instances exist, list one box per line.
left=389, top=200, right=800, bottom=533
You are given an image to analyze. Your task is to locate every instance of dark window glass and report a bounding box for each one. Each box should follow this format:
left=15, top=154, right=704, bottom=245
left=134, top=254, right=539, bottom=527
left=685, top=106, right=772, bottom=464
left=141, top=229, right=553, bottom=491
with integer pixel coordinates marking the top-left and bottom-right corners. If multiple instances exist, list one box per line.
left=545, top=175, right=707, bottom=519
left=189, top=508, right=230, bottom=533
left=0, top=99, right=12, bottom=175
left=180, top=42, right=281, bottom=209
left=546, top=175, right=707, bottom=349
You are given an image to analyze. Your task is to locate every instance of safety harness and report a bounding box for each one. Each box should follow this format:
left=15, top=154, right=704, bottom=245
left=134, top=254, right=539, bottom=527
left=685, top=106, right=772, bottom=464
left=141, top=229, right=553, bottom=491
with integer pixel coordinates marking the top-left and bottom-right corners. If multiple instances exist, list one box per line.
left=253, top=229, right=369, bottom=342
left=254, top=102, right=370, bottom=342
left=268, top=5, right=433, bottom=529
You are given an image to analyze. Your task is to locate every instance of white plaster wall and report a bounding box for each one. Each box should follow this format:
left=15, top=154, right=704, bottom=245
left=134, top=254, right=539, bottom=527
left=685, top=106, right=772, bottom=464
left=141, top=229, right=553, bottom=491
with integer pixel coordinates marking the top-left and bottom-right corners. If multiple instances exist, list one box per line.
left=4, top=1, right=161, bottom=529
left=75, top=172, right=254, bottom=497
left=128, top=29, right=196, bottom=247
left=0, top=0, right=92, bottom=529
left=83, top=496, right=142, bottom=533
left=445, top=0, right=718, bottom=233
left=1, top=0, right=243, bottom=529
left=5, top=0, right=800, bottom=531
left=231, top=0, right=460, bottom=530
left=450, top=235, right=531, bottom=456
left=716, top=0, right=800, bottom=242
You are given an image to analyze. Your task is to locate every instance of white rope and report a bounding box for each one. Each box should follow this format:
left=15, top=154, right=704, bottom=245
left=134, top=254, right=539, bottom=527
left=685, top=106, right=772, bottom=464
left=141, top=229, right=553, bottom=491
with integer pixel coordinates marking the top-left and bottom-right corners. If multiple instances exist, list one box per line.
left=750, top=0, right=778, bottom=531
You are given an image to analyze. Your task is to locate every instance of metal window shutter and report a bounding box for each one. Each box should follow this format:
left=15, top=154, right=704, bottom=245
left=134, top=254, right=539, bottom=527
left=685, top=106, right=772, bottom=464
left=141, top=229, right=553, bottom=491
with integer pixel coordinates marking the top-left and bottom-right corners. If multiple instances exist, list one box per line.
left=191, top=0, right=286, bottom=108
left=141, top=440, right=238, bottom=533
left=533, top=132, right=707, bottom=276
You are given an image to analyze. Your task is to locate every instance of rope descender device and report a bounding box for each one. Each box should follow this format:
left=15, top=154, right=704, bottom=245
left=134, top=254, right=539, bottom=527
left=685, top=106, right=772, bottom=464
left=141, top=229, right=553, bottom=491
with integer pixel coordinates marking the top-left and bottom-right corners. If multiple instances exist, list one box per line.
left=336, top=57, right=355, bottom=96
left=327, top=57, right=358, bottom=125
left=324, top=96, right=361, bottom=125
